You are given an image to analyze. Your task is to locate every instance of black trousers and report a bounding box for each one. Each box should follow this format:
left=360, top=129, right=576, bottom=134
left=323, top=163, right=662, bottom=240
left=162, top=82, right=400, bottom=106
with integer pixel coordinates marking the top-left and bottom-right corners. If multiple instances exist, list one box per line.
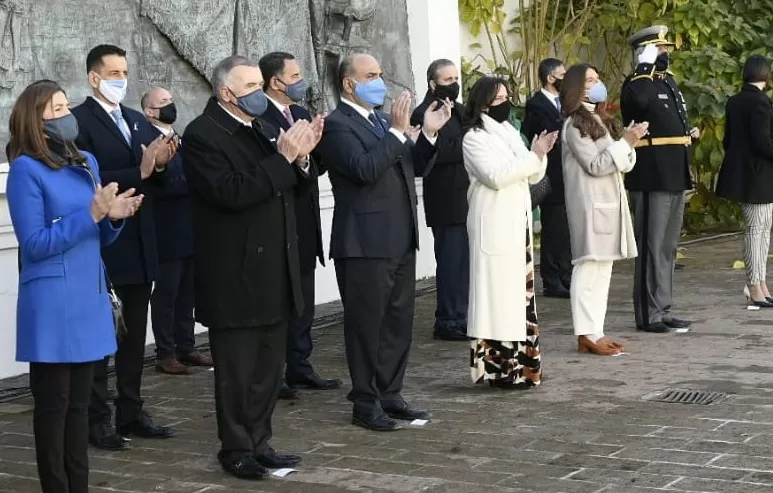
left=30, top=362, right=95, bottom=493
left=334, top=251, right=415, bottom=414
left=539, top=203, right=573, bottom=291
left=432, top=225, right=469, bottom=331
left=286, top=270, right=316, bottom=380
left=150, top=257, right=196, bottom=360
left=89, top=282, right=152, bottom=428
left=209, top=322, right=286, bottom=460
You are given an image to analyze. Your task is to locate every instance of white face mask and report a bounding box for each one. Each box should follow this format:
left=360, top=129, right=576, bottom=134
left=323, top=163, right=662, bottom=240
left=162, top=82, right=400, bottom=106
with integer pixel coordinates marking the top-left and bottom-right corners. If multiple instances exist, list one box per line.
left=98, top=77, right=128, bottom=105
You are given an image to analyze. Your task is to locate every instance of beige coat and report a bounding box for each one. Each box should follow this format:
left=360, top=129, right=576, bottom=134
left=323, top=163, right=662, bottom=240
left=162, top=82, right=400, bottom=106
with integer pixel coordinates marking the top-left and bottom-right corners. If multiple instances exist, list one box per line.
left=561, top=111, right=638, bottom=264
left=463, top=114, right=547, bottom=342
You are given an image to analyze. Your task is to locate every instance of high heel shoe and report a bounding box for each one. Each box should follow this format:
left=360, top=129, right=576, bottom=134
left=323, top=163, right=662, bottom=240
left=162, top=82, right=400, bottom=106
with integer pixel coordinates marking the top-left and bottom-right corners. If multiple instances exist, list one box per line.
left=577, top=336, right=624, bottom=356
left=743, top=286, right=773, bottom=307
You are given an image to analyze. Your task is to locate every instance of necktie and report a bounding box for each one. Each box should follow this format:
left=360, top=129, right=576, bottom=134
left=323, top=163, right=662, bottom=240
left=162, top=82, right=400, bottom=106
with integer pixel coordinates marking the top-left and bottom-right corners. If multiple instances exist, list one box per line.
left=555, top=97, right=561, bottom=112
left=111, top=109, right=132, bottom=145
left=282, top=107, right=294, bottom=125
left=367, top=113, right=385, bottom=138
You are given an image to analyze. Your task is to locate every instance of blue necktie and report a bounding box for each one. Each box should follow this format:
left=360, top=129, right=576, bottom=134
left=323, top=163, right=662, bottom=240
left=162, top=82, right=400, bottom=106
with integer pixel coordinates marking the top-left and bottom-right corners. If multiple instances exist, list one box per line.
left=111, top=109, right=132, bottom=145
left=368, top=113, right=385, bottom=138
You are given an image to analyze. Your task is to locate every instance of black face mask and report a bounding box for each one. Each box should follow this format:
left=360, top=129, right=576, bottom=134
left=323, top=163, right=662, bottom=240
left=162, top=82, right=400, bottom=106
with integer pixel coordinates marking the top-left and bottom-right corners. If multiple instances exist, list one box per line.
left=487, top=101, right=511, bottom=123
left=433, top=81, right=460, bottom=102
left=655, top=52, right=669, bottom=71
left=155, top=102, right=177, bottom=124
left=553, top=78, right=563, bottom=92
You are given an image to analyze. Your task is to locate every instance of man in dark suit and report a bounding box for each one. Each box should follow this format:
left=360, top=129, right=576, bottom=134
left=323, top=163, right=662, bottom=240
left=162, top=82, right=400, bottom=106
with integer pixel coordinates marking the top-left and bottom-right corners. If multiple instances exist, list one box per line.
left=410, top=59, right=469, bottom=341
left=72, top=44, right=177, bottom=450
left=523, top=58, right=572, bottom=298
left=182, top=55, right=321, bottom=480
left=316, top=53, right=452, bottom=432
left=140, top=87, right=213, bottom=375
left=621, top=26, right=696, bottom=333
left=258, top=52, right=342, bottom=399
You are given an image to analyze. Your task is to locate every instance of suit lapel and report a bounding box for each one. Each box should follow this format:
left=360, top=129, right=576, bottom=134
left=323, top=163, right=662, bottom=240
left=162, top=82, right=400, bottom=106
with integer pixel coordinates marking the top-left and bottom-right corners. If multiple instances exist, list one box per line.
left=537, top=91, right=560, bottom=117
left=89, top=98, right=133, bottom=151
left=264, top=103, right=292, bottom=131
left=121, top=108, right=145, bottom=160
left=339, top=102, right=384, bottom=139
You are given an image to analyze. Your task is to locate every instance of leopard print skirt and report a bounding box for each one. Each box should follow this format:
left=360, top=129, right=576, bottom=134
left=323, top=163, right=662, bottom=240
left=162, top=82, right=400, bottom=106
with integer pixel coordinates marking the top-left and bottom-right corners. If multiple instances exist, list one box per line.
left=469, top=220, right=542, bottom=389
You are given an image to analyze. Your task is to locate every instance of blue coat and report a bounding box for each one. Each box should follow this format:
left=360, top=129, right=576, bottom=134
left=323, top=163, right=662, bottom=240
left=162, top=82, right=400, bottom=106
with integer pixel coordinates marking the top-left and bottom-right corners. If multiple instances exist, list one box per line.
left=7, top=152, right=123, bottom=363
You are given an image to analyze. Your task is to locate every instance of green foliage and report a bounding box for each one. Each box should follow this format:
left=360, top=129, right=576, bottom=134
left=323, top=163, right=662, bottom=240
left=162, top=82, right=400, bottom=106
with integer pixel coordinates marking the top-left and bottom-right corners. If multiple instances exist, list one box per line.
left=459, top=0, right=773, bottom=232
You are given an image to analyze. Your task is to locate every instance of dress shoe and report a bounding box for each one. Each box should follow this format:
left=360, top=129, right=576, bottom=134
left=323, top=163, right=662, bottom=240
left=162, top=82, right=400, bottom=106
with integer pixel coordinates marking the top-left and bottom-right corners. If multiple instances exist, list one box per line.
left=220, top=453, right=268, bottom=480
left=89, top=422, right=129, bottom=450
left=543, top=288, right=570, bottom=299
left=287, top=372, right=342, bottom=390
left=636, top=322, right=670, bottom=333
left=432, top=328, right=469, bottom=341
left=663, top=318, right=692, bottom=329
left=279, top=381, right=298, bottom=400
left=352, top=410, right=402, bottom=431
left=254, top=447, right=302, bottom=468
left=178, top=350, right=213, bottom=367
left=117, top=410, right=174, bottom=439
left=155, top=356, right=189, bottom=375
left=382, top=401, right=430, bottom=421
left=577, top=335, right=624, bottom=355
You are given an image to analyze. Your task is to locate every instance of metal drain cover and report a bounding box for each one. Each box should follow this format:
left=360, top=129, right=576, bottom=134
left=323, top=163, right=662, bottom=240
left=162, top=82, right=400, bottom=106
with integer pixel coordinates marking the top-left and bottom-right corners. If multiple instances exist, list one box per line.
left=642, top=389, right=729, bottom=405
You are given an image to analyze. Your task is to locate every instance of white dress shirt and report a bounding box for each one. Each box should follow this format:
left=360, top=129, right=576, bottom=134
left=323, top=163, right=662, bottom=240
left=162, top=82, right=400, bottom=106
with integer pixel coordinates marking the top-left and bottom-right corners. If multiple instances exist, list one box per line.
left=339, top=98, right=438, bottom=145
left=95, top=97, right=133, bottom=137
left=541, top=88, right=561, bottom=111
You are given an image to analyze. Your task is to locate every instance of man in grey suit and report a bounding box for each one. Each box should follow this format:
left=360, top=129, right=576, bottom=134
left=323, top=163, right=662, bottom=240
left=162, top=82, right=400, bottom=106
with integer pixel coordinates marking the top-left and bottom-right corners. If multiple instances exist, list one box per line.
left=316, top=53, right=451, bottom=431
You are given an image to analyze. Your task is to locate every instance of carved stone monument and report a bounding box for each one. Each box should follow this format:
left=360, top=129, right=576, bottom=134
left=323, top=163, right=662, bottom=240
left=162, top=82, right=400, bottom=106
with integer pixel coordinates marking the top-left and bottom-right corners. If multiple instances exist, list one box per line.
left=0, top=0, right=415, bottom=149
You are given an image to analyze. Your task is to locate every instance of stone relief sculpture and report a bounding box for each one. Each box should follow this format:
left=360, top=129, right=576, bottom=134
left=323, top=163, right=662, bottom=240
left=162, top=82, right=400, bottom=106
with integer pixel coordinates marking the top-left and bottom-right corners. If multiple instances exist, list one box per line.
left=0, top=0, right=23, bottom=89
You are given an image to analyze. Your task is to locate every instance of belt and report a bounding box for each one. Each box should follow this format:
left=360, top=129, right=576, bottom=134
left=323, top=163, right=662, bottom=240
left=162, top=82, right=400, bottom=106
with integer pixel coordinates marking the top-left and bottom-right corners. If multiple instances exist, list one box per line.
left=634, top=136, right=691, bottom=148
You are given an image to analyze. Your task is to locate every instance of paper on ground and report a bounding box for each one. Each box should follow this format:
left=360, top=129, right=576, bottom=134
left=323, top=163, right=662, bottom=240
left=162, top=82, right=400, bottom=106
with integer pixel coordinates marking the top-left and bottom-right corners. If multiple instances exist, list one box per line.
left=272, top=468, right=297, bottom=478
left=410, top=419, right=429, bottom=426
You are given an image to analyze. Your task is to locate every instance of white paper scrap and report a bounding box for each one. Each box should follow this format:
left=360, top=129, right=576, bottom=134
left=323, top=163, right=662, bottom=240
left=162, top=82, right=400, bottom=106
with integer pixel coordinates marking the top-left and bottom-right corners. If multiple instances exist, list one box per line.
left=410, top=419, right=428, bottom=426
left=272, top=468, right=297, bottom=478
left=675, top=328, right=691, bottom=333
left=611, top=352, right=629, bottom=357
left=208, top=367, right=215, bottom=371
left=747, top=305, right=761, bottom=311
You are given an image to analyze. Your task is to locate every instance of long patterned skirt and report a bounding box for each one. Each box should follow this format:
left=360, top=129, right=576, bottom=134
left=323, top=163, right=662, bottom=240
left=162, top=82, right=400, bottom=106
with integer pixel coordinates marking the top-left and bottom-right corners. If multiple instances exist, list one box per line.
left=469, top=221, right=542, bottom=389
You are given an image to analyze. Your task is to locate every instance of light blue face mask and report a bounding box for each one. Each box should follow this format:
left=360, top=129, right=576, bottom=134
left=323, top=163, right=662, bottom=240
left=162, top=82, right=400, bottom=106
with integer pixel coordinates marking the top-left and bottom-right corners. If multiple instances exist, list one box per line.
left=587, top=81, right=608, bottom=104
left=353, top=77, right=388, bottom=108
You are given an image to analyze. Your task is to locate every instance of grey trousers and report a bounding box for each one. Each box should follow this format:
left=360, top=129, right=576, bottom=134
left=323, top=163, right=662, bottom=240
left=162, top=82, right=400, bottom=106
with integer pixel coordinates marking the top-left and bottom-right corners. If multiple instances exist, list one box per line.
left=740, top=203, right=773, bottom=285
left=630, top=191, right=685, bottom=327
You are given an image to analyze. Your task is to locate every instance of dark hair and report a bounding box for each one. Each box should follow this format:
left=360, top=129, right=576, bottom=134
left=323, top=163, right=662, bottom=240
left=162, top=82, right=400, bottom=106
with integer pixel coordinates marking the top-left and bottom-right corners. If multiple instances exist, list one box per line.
left=337, top=53, right=360, bottom=90
left=538, top=58, right=564, bottom=87
left=742, top=54, right=771, bottom=84
left=464, top=76, right=507, bottom=131
left=426, top=59, right=455, bottom=85
left=8, top=80, right=83, bottom=169
left=560, top=64, right=621, bottom=140
left=86, top=44, right=126, bottom=73
left=259, top=51, right=295, bottom=90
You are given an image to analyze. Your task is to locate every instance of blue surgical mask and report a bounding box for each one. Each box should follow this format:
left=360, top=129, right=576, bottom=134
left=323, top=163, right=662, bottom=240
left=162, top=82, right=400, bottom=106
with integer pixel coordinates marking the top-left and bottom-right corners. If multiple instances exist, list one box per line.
left=587, top=81, right=608, bottom=104
left=233, top=88, right=268, bottom=117
left=280, top=78, right=308, bottom=102
left=43, top=114, right=80, bottom=143
left=353, top=77, right=387, bottom=108
left=98, top=77, right=127, bottom=105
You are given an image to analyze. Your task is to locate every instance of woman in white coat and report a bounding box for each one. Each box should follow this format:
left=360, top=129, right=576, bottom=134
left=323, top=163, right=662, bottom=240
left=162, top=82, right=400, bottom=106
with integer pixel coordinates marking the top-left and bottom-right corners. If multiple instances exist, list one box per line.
left=560, top=64, right=650, bottom=355
left=463, top=76, right=558, bottom=389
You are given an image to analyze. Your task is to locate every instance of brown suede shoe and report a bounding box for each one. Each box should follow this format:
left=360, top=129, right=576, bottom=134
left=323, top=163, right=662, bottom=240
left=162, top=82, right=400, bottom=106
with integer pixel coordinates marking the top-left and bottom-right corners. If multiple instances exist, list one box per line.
left=155, top=357, right=189, bottom=375
left=178, top=351, right=213, bottom=367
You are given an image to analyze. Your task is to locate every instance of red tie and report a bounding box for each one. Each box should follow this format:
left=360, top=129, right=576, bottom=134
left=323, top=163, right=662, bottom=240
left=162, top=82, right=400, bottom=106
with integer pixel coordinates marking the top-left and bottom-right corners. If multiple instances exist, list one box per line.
left=283, top=107, right=294, bottom=125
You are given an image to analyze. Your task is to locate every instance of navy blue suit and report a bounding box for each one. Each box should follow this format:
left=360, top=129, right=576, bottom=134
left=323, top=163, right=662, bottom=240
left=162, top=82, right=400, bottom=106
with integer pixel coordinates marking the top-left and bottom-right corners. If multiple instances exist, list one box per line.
left=148, top=127, right=196, bottom=361
left=316, top=101, right=436, bottom=414
left=72, top=96, right=166, bottom=429
left=261, top=102, right=325, bottom=381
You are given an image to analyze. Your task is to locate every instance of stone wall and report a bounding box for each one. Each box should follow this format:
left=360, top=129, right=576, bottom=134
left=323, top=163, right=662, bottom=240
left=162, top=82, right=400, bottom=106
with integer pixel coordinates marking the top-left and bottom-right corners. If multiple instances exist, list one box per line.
left=0, top=0, right=414, bottom=148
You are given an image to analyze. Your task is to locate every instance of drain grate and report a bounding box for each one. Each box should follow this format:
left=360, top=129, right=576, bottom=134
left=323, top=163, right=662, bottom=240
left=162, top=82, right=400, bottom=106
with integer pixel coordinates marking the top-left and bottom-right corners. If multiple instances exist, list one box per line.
left=642, top=389, right=729, bottom=405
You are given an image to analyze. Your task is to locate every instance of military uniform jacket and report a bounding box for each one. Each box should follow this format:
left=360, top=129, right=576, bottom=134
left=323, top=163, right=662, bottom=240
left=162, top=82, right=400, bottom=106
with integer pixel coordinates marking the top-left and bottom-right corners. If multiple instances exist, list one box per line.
left=620, top=62, right=693, bottom=192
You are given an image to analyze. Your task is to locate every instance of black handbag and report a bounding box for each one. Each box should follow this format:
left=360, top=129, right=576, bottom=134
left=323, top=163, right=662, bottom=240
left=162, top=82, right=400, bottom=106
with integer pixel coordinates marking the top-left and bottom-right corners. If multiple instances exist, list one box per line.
left=529, top=175, right=552, bottom=207
left=105, top=273, right=128, bottom=341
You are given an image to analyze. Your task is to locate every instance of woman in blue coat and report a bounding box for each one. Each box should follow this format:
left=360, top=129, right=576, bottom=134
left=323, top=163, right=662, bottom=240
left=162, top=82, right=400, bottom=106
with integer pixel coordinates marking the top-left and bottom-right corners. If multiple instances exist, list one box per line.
left=6, top=80, right=144, bottom=493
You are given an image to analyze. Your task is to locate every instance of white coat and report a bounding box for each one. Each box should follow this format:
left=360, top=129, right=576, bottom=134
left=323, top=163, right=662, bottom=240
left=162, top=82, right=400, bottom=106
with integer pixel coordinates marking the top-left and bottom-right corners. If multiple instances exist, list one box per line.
left=463, top=113, right=547, bottom=342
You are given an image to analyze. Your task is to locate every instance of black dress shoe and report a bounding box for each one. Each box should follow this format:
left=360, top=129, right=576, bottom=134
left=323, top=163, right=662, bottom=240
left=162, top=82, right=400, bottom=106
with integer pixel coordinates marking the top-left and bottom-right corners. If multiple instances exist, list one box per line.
left=636, top=322, right=671, bottom=333
left=117, top=411, right=174, bottom=439
left=220, top=453, right=268, bottom=480
left=279, top=381, right=299, bottom=399
left=254, top=447, right=302, bottom=468
left=89, top=422, right=128, bottom=450
left=664, top=318, right=692, bottom=329
left=383, top=403, right=430, bottom=421
left=543, top=288, right=570, bottom=299
left=287, top=372, right=343, bottom=390
left=352, top=410, right=402, bottom=431
left=432, top=328, right=469, bottom=341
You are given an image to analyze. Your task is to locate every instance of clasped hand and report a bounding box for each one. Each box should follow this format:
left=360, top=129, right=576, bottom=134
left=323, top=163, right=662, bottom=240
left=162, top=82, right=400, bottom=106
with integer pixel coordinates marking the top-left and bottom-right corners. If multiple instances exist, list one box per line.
left=140, top=134, right=178, bottom=179
left=91, top=182, right=144, bottom=222
left=531, top=130, right=559, bottom=159
left=277, top=115, right=324, bottom=166
left=390, top=91, right=453, bottom=141
left=622, top=120, right=650, bottom=147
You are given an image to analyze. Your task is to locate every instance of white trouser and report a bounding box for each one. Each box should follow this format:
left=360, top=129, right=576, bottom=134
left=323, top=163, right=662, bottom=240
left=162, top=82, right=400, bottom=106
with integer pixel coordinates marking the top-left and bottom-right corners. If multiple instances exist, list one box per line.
left=570, top=260, right=614, bottom=336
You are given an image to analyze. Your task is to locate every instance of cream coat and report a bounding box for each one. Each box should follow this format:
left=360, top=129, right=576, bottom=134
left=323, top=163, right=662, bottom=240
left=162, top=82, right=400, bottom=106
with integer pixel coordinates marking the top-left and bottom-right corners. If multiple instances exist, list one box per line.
left=561, top=111, right=638, bottom=264
left=463, top=114, right=547, bottom=342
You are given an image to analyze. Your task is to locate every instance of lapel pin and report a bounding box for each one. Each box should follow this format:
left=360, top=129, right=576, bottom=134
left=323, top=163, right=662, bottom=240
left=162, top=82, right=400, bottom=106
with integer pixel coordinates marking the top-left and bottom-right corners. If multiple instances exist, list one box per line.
left=133, top=122, right=138, bottom=131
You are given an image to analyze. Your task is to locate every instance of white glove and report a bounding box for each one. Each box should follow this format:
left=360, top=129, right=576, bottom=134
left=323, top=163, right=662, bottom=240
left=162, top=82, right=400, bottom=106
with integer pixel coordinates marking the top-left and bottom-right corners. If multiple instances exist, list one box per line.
left=638, top=44, right=659, bottom=65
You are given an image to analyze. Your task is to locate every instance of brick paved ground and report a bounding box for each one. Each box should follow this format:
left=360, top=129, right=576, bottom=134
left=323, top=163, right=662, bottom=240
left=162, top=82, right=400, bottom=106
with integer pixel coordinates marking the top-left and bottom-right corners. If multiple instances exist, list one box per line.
left=3, top=235, right=773, bottom=493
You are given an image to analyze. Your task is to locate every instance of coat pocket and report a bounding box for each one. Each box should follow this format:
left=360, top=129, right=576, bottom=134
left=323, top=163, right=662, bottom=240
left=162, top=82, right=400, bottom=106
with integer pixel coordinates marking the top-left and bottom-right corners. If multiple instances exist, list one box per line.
left=19, top=262, right=65, bottom=284
left=480, top=212, right=519, bottom=255
left=592, top=203, right=617, bottom=235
